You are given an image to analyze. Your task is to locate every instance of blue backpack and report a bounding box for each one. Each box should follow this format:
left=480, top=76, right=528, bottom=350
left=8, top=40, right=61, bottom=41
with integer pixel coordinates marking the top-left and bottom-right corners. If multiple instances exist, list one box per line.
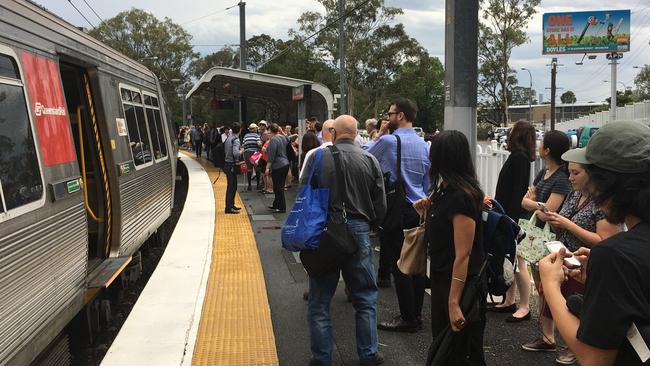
left=281, top=149, right=329, bottom=251
left=482, top=200, right=523, bottom=297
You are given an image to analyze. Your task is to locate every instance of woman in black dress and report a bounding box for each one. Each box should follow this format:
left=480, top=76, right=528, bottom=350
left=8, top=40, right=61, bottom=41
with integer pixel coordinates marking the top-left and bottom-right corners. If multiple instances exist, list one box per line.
left=413, top=130, right=486, bottom=365
left=490, top=121, right=537, bottom=322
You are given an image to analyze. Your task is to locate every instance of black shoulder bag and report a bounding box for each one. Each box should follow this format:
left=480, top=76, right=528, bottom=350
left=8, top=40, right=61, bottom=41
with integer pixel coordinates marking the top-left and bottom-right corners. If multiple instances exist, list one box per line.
left=382, top=135, right=406, bottom=231
left=300, top=145, right=358, bottom=277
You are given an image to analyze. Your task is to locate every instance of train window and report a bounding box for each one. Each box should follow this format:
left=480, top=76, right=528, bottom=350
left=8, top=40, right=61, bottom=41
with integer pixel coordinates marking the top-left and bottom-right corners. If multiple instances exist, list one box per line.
left=0, top=54, right=19, bottom=79
left=152, top=97, right=159, bottom=107
left=121, top=88, right=132, bottom=102
left=132, top=91, right=142, bottom=104
left=134, top=105, right=152, bottom=164
left=144, top=94, right=152, bottom=106
left=153, top=109, right=167, bottom=158
left=0, top=75, right=43, bottom=212
left=142, top=94, right=167, bottom=161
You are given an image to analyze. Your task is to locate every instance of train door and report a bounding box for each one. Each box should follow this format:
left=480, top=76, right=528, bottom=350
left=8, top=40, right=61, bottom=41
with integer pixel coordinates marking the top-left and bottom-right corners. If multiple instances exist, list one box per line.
left=59, top=63, right=110, bottom=268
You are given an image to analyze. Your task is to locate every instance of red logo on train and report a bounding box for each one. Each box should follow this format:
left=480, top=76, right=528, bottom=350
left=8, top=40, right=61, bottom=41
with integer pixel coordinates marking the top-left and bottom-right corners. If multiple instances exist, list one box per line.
left=20, top=52, right=76, bottom=166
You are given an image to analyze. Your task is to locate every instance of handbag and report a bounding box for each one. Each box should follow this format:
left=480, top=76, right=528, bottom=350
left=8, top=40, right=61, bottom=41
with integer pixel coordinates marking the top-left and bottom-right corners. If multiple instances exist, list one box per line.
left=281, top=149, right=329, bottom=252
left=300, top=145, right=358, bottom=277
left=517, top=215, right=555, bottom=264
left=397, top=213, right=427, bottom=276
left=249, top=151, right=262, bottom=166
left=382, top=135, right=405, bottom=232
left=235, top=160, right=247, bottom=175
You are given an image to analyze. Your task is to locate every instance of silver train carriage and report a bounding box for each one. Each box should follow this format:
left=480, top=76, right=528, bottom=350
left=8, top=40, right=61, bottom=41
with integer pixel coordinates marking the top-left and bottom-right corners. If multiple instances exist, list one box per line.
left=0, top=1, right=178, bottom=364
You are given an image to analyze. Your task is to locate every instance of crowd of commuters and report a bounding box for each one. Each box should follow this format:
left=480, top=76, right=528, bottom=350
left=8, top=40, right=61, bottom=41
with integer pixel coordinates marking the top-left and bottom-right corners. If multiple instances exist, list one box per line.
left=181, top=98, right=650, bottom=366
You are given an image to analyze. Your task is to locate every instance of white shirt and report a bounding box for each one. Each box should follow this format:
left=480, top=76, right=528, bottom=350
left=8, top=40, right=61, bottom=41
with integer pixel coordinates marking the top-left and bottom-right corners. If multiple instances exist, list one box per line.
left=299, top=141, right=333, bottom=180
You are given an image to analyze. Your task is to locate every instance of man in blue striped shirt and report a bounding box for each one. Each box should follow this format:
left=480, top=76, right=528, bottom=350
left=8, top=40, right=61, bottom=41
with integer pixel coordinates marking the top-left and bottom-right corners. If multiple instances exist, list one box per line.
left=364, top=98, right=430, bottom=333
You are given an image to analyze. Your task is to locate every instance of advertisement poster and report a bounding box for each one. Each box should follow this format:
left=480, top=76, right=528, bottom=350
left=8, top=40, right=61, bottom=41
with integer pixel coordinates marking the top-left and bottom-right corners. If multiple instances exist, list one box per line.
left=20, top=52, right=77, bottom=166
left=543, top=10, right=630, bottom=55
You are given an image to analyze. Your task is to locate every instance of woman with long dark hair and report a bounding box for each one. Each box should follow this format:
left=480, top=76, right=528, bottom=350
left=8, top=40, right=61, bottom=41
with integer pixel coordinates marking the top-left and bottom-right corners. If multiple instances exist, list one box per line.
left=413, top=130, right=486, bottom=365
left=490, top=121, right=536, bottom=322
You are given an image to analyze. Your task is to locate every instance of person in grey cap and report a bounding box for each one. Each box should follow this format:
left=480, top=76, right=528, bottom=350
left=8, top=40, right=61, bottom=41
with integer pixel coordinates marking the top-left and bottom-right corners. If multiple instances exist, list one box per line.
left=539, top=121, right=650, bottom=366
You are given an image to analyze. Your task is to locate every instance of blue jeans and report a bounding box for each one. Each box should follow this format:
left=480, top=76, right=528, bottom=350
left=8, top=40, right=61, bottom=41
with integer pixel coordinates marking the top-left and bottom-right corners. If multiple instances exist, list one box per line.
left=308, top=219, right=378, bottom=365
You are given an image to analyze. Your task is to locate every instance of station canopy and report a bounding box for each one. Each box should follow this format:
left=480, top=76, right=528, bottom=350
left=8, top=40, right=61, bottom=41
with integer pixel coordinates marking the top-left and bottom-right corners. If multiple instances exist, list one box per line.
left=186, top=67, right=335, bottom=124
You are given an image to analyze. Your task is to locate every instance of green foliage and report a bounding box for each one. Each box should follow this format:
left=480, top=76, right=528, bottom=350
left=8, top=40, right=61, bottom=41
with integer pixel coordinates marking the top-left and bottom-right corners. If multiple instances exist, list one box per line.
left=478, top=0, right=541, bottom=126
left=560, top=90, right=577, bottom=104
left=88, top=8, right=198, bottom=123
left=606, top=89, right=636, bottom=107
left=510, top=86, right=537, bottom=106
left=634, top=65, right=650, bottom=101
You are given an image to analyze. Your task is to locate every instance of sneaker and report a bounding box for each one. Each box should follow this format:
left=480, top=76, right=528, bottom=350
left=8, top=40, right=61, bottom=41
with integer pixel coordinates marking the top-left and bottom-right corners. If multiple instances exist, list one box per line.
left=521, top=337, right=556, bottom=352
left=359, top=352, right=384, bottom=366
left=555, top=348, right=577, bottom=365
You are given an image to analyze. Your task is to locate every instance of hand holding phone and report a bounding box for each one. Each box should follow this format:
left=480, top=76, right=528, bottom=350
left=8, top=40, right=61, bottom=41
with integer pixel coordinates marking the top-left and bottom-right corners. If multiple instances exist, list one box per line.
left=545, top=241, right=581, bottom=268
left=537, top=202, right=550, bottom=213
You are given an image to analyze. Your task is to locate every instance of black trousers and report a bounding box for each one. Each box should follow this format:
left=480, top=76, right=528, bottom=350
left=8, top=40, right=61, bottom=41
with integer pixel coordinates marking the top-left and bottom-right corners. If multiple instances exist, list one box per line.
left=224, top=162, right=237, bottom=210
left=430, top=274, right=486, bottom=365
left=195, top=140, right=203, bottom=157
left=271, top=164, right=289, bottom=210
left=381, top=204, right=426, bottom=323
left=204, top=142, right=211, bottom=160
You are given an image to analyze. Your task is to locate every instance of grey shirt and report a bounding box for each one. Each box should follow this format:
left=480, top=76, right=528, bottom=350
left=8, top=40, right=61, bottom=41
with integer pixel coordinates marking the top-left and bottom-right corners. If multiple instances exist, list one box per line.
left=224, top=135, right=242, bottom=163
left=300, top=139, right=386, bottom=226
left=267, top=135, right=290, bottom=170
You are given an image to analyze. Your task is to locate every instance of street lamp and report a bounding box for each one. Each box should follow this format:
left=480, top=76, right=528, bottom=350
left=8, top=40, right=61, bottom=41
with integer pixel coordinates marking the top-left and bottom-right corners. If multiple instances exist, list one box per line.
left=521, top=67, right=533, bottom=121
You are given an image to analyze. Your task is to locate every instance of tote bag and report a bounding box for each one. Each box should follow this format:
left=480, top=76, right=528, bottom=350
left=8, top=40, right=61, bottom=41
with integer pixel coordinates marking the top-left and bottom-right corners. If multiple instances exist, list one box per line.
left=281, top=149, right=329, bottom=251
left=397, top=214, right=427, bottom=276
left=517, top=215, right=555, bottom=264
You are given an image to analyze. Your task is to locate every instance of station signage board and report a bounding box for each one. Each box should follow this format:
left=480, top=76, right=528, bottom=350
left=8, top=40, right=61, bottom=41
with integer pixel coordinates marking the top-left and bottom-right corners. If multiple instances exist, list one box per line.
left=542, top=10, right=630, bottom=55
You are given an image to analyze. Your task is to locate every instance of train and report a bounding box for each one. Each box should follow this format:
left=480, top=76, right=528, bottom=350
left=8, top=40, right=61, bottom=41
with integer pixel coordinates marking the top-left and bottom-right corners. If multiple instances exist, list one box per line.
left=0, top=1, right=178, bottom=364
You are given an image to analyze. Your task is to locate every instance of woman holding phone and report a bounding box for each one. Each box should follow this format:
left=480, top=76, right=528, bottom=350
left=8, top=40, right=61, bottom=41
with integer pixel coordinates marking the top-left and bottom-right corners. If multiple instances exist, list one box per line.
left=520, top=130, right=571, bottom=354
left=537, top=149, right=620, bottom=364
left=540, top=121, right=650, bottom=366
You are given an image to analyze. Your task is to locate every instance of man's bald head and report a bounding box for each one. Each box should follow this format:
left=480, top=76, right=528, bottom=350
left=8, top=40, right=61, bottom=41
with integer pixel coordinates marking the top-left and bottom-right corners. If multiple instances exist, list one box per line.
left=333, top=115, right=358, bottom=142
left=321, top=119, right=335, bottom=142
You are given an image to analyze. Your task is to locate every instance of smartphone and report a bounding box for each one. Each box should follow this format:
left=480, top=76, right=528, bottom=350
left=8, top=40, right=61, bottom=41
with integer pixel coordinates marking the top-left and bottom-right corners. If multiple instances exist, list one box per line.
left=545, top=241, right=582, bottom=268
left=537, top=202, right=550, bottom=213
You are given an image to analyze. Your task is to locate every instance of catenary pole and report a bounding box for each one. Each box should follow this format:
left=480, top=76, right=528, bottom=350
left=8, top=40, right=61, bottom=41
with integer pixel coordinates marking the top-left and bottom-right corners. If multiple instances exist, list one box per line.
left=444, top=0, right=479, bottom=160
left=338, top=0, right=347, bottom=115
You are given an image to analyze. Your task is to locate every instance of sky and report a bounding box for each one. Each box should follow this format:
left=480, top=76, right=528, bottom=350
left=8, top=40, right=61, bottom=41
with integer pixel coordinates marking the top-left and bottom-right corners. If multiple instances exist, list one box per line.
left=35, top=0, right=650, bottom=104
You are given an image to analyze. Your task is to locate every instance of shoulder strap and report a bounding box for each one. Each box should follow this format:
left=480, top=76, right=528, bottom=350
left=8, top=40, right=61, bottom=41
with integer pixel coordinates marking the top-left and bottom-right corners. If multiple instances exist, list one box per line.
left=308, top=148, right=323, bottom=186
left=395, top=135, right=402, bottom=180
left=329, top=145, right=348, bottom=216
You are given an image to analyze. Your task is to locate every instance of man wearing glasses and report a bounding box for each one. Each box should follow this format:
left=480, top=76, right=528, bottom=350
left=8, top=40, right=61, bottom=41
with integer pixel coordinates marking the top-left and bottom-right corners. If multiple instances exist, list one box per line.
left=364, top=98, right=431, bottom=333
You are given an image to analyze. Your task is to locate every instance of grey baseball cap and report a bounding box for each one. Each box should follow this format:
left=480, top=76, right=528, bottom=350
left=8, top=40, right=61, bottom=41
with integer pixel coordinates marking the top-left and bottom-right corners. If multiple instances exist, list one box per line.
left=561, top=148, right=590, bottom=165
left=567, top=121, right=650, bottom=173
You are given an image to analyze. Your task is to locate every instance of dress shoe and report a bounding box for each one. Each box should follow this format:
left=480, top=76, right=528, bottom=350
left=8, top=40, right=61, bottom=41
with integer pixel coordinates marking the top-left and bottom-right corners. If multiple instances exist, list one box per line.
left=359, top=352, right=384, bottom=366
left=377, top=316, right=419, bottom=333
left=376, top=277, right=391, bottom=288
left=505, top=312, right=531, bottom=323
left=486, top=303, right=517, bottom=313
left=224, top=209, right=240, bottom=214
left=273, top=209, right=286, bottom=213
left=232, top=206, right=242, bottom=211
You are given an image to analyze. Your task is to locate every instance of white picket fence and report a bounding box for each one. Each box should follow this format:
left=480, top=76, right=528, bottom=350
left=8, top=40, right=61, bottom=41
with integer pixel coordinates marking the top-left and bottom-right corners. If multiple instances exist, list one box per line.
left=555, top=100, right=650, bottom=132
left=475, top=144, right=544, bottom=198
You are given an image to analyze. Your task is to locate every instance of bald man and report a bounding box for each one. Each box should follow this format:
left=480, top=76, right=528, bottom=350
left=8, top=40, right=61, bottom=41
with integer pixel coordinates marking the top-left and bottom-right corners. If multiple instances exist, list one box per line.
left=299, top=119, right=334, bottom=179
left=300, top=114, right=386, bottom=366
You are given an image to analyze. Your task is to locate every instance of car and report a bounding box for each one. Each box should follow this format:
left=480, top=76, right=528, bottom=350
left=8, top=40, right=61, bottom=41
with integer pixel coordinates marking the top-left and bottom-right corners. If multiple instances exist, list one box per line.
left=576, top=126, right=599, bottom=148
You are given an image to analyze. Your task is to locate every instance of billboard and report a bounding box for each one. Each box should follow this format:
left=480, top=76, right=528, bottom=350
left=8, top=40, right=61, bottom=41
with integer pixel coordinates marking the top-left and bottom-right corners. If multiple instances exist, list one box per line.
left=543, top=10, right=630, bottom=55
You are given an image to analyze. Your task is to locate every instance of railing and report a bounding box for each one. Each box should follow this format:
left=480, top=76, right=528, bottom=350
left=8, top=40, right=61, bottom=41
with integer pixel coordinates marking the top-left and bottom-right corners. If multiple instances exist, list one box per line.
left=475, top=143, right=544, bottom=197
left=555, top=100, right=650, bottom=132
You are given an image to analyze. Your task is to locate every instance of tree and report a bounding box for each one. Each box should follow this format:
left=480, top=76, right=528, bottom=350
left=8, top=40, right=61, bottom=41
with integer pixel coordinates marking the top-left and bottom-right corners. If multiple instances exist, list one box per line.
left=634, top=65, right=650, bottom=101
left=510, top=86, right=537, bottom=106
left=89, top=9, right=198, bottom=123
left=292, top=0, right=424, bottom=117
left=478, top=0, right=541, bottom=126
left=606, top=89, right=636, bottom=107
left=560, top=90, right=577, bottom=104
left=188, top=47, right=239, bottom=79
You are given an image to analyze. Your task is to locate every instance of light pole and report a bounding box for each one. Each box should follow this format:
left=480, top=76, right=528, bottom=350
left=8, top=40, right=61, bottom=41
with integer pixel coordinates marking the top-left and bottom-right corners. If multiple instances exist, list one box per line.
left=521, top=67, right=532, bottom=122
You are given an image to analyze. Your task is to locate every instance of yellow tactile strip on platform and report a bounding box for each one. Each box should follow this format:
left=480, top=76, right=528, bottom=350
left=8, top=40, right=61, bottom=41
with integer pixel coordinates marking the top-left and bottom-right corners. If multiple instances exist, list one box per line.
left=187, top=153, right=279, bottom=366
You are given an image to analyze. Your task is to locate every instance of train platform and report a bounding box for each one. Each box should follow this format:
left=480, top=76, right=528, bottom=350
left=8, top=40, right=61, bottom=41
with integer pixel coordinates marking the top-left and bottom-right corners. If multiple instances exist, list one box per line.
left=102, top=152, right=561, bottom=366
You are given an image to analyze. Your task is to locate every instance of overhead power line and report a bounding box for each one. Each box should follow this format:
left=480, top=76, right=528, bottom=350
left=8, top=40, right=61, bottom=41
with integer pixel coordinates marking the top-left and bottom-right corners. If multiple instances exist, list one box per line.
left=81, top=0, right=103, bottom=23
left=67, top=0, right=94, bottom=28
left=181, top=3, right=239, bottom=26
left=257, top=0, right=374, bottom=69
